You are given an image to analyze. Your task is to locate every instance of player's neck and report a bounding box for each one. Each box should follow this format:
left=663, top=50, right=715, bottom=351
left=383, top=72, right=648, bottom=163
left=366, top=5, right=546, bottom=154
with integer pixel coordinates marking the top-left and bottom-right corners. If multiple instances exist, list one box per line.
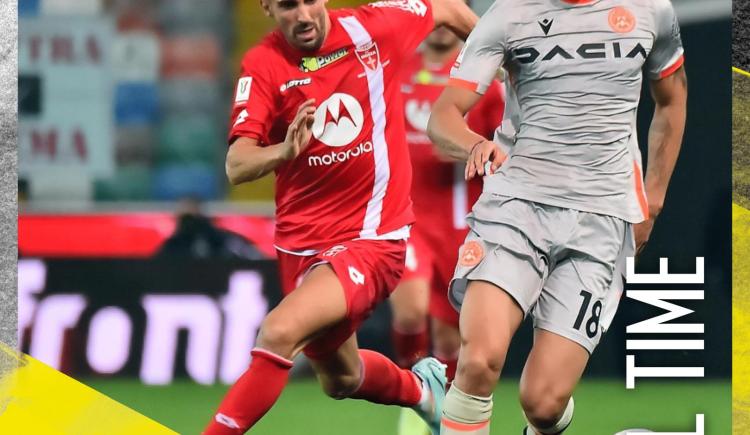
left=322, top=12, right=332, bottom=47
left=422, top=45, right=461, bottom=67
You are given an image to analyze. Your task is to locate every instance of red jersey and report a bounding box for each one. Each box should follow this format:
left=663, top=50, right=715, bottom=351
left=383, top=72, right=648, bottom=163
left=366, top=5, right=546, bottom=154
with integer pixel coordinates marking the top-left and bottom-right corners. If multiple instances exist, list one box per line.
left=229, top=1, right=435, bottom=253
left=400, top=49, right=505, bottom=236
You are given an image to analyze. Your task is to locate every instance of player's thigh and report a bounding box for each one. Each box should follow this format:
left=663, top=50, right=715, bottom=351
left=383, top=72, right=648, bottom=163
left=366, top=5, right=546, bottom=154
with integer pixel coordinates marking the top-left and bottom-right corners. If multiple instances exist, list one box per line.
left=459, top=280, right=524, bottom=356
left=259, top=264, right=348, bottom=354
left=532, top=221, right=626, bottom=356
left=454, top=280, right=524, bottom=395
left=450, top=225, right=543, bottom=364
left=519, top=328, right=589, bottom=408
left=308, top=333, right=362, bottom=397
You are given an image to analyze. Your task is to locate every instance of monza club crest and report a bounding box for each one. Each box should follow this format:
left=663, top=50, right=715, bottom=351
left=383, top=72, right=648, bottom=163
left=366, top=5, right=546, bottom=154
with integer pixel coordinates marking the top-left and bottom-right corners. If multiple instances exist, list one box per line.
left=355, top=41, right=381, bottom=71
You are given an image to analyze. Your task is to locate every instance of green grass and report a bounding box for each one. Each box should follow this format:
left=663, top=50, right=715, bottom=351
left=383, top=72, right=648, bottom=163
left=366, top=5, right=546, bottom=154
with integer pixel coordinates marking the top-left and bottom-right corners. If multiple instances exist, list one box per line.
left=84, top=378, right=730, bottom=435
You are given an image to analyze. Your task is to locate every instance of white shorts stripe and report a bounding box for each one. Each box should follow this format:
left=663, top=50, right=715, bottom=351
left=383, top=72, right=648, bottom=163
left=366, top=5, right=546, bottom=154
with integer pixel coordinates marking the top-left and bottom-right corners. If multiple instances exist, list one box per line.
left=339, top=16, right=391, bottom=239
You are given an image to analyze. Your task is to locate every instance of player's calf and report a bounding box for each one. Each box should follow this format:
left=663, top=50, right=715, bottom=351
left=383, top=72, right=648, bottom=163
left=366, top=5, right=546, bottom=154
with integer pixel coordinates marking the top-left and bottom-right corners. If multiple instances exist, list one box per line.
left=317, top=370, right=362, bottom=400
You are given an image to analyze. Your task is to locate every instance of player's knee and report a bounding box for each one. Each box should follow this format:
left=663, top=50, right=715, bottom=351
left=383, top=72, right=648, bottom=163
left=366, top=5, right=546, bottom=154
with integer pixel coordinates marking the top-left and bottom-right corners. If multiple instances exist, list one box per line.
left=457, top=347, right=504, bottom=388
left=318, top=373, right=361, bottom=400
left=519, top=386, right=570, bottom=429
left=393, top=311, right=427, bottom=333
left=257, top=315, right=297, bottom=357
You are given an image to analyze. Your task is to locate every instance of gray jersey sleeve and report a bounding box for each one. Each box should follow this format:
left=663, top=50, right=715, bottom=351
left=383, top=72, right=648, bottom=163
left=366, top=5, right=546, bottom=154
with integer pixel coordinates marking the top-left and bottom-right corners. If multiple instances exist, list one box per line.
left=449, top=0, right=506, bottom=94
left=645, top=0, right=684, bottom=80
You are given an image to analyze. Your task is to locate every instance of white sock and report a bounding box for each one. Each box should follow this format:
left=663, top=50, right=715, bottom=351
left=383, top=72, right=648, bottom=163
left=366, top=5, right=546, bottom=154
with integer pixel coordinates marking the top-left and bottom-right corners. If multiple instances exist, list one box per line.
left=415, top=374, right=432, bottom=413
left=525, top=397, right=574, bottom=434
left=442, top=385, right=493, bottom=434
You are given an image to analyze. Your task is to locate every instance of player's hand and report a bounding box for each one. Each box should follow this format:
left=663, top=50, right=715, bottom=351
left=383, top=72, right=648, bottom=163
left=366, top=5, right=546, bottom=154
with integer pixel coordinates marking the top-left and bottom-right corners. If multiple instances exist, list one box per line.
left=633, top=216, right=656, bottom=256
left=282, top=98, right=316, bottom=160
left=465, top=139, right=506, bottom=180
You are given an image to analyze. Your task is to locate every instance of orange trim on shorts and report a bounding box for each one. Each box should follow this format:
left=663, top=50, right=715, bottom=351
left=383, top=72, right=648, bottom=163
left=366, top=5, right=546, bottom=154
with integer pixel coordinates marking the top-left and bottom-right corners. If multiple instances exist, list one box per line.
left=441, top=417, right=490, bottom=431
left=448, top=78, right=480, bottom=92
left=633, top=161, right=649, bottom=219
left=660, top=55, right=684, bottom=79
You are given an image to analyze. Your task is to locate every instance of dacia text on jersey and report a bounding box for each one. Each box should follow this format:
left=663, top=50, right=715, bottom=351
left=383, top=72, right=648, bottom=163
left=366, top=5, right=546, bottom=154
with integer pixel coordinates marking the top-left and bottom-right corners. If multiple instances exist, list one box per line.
left=513, top=42, right=647, bottom=64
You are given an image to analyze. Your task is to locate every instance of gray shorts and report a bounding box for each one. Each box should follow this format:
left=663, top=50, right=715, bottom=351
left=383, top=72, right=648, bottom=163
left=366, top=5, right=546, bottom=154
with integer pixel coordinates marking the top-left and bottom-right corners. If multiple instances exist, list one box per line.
left=449, top=193, right=634, bottom=353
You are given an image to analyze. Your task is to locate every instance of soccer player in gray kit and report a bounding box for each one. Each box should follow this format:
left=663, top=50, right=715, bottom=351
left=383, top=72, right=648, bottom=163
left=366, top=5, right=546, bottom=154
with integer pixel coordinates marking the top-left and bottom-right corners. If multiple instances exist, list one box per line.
left=427, top=0, right=687, bottom=434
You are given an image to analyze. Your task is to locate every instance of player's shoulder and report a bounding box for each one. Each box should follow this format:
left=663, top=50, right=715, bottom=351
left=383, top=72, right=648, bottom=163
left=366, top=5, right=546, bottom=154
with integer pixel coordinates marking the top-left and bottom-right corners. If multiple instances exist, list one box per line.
left=239, top=32, right=286, bottom=74
left=623, top=0, right=672, bottom=15
left=473, top=0, right=514, bottom=30
left=352, top=0, right=431, bottom=23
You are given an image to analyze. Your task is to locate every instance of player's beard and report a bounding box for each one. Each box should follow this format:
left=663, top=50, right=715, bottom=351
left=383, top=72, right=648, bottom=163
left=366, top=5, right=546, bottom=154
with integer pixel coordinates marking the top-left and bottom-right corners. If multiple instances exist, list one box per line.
left=292, top=22, right=324, bottom=52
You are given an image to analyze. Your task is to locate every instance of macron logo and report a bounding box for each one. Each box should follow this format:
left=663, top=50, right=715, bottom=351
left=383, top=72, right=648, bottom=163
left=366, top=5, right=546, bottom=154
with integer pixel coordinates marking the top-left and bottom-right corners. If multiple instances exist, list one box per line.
left=538, top=18, right=553, bottom=36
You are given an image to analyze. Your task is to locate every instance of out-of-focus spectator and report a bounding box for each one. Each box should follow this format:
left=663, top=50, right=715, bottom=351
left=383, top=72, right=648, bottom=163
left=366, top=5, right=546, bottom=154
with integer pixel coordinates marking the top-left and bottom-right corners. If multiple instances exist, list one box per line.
left=156, top=197, right=265, bottom=260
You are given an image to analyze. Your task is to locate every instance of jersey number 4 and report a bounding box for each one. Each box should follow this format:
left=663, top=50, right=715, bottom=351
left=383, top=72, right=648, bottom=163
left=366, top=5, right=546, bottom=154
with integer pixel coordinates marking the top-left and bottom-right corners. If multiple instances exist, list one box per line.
left=573, top=290, right=602, bottom=339
left=348, top=266, right=365, bottom=285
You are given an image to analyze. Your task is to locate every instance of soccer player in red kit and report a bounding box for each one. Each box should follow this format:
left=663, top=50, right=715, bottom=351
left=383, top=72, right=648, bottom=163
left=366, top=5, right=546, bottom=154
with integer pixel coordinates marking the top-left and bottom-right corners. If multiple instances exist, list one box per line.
left=390, top=25, right=504, bottom=435
left=202, top=0, right=479, bottom=434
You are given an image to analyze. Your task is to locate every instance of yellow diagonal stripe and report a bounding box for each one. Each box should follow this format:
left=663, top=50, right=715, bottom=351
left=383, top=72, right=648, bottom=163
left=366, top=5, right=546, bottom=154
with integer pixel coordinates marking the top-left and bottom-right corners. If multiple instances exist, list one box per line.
left=733, top=66, right=750, bottom=78
left=734, top=203, right=750, bottom=435
left=0, top=343, right=178, bottom=434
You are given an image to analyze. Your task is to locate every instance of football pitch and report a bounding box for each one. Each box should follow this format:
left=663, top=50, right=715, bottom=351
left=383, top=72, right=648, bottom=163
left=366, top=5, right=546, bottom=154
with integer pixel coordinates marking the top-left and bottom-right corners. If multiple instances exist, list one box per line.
left=85, top=378, right=730, bottom=434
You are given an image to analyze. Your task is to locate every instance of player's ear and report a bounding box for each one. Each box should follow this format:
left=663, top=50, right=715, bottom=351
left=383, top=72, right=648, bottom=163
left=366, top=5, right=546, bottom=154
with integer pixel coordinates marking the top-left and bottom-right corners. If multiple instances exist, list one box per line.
left=260, top=0, right=272, bottom=17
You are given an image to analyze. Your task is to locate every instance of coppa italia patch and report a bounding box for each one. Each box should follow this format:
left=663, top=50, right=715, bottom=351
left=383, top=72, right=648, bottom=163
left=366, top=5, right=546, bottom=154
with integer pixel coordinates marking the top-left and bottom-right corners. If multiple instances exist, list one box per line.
left=300, top=47, right=349, bottom=72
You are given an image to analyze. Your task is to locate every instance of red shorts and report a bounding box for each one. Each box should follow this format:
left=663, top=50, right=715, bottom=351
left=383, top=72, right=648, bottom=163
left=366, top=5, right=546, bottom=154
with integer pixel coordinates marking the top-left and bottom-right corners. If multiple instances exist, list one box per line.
left=277, top=239, right=406, bottom=359
left=401, top=228, right=465, bottom=326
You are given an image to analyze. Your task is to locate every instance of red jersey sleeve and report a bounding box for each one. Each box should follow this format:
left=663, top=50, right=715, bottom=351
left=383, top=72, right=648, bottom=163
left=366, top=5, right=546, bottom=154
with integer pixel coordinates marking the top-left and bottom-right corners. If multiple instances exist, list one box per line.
left=228, top=48, right=277, bottom=146
left=467, top=79, right=505, bottom=140
left=360, top=0, right=434, bottom=57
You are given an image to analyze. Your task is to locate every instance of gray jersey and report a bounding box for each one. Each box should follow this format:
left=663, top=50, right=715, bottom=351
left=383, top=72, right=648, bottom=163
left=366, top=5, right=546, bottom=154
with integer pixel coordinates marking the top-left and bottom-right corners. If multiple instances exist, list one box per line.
left=451, top=0, right=684, bottom=223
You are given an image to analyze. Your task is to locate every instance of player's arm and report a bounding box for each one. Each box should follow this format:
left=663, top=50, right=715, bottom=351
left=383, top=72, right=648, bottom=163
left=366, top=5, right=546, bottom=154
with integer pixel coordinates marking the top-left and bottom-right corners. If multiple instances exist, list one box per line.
left=635, top=66, right=687, bottom=251
left=645, top=66, right=687, bottom=215
left=633, top=0, right=686, bottom=253
left=429, top=86, right=505, bottom=179
left=427, top=0, right=507, bottom=179
left=428, top=86, right=483, bottom=159
left=642, top=68, right=688, bottom=208
left=226, top=99, right=316, bottom=185
left=430, top=0, right=478, bottom=40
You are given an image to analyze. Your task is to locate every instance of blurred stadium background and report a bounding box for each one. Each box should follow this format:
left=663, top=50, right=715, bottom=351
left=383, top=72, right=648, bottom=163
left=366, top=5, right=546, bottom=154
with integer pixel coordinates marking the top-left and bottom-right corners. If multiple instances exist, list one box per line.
left=18, top=0, right=731, bottom=433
